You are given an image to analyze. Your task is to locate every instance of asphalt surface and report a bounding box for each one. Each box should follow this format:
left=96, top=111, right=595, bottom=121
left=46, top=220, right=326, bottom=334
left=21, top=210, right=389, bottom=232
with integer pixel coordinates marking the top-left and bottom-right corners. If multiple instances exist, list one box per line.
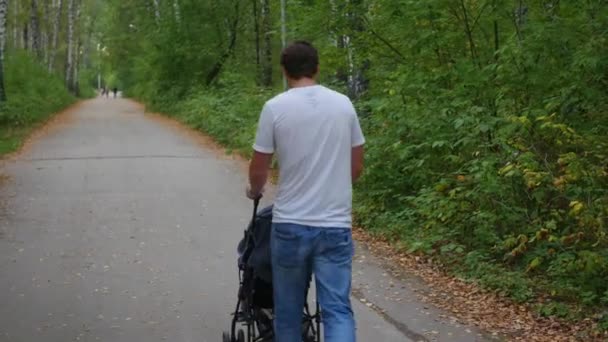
left=0, top=98, right=492, bottom=342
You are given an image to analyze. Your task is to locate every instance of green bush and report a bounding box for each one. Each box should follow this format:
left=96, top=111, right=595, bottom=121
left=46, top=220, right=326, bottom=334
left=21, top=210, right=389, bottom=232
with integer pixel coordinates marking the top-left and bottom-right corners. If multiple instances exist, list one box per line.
left=0, top=51, right=76, bottom=155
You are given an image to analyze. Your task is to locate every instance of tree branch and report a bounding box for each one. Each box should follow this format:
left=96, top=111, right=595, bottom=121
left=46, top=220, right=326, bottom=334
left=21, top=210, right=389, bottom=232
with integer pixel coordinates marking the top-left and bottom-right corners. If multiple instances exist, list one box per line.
left=363, top=17, right=407, bottom=63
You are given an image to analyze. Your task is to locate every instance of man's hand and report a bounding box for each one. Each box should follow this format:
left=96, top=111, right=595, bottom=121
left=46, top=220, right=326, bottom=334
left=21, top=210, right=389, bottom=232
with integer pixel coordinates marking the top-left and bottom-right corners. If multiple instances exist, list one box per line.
left=245, top=185, right=264, bottom=200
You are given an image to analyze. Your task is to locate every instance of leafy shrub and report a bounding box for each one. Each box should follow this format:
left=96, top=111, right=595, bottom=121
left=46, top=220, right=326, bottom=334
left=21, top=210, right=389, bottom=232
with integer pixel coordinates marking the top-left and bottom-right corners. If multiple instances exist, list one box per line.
left=0, top=51, right=76, bottom=155
left=0, top=51, right=74, bottom=126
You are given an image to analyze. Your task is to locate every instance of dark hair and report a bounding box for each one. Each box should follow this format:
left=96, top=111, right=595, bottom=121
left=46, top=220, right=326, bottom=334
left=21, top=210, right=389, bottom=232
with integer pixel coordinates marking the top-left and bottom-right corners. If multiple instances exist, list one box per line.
left=280, top=41, right=319, bottom=80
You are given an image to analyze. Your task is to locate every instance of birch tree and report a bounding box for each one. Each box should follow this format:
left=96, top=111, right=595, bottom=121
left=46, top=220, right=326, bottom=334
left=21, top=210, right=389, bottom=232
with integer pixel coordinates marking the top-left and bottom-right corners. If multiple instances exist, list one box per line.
left=0, top=0, right=7, bottom=102
left=29, top=0, right=41, bottom=57
left=42, top=0, right=50, bottom=64
left=252, top=0, right=260, bottom=84
left=0, top=0, right=6, bottom=60
left=260, top=0, right=272, bottom=87
left=11, top=0, right=17, bottom=49
left=48, top=0, right=63, bottom=72
left=73, top=0, right=81, bottom=95
left=65, top=0, right=76, bottom=92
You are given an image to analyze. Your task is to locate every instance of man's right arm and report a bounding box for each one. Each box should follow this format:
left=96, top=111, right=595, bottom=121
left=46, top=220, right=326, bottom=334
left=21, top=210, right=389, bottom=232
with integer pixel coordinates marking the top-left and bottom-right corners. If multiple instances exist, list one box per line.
left=352, top=145, right=364, bottom=183
left=350, top=104, right=365, bottom=183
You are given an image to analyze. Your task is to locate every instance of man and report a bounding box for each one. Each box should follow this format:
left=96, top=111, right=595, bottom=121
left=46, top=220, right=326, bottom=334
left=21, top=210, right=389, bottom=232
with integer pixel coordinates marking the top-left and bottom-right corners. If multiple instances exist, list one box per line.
left=247, top=41, right=365, bottom=342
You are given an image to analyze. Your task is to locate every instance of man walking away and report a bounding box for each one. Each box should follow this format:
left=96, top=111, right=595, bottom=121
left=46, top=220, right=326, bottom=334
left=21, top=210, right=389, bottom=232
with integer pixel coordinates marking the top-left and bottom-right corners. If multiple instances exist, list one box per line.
left=247, top=41, right=365, bottom=342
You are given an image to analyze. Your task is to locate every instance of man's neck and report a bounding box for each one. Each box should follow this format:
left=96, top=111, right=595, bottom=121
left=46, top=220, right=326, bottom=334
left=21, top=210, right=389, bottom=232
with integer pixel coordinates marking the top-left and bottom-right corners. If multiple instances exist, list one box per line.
left=288, top=77, right=317, bottom=89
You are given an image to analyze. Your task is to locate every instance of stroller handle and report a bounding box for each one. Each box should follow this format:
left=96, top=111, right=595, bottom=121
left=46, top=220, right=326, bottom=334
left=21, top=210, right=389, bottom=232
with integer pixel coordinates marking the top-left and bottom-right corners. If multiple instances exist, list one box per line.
left=252, top=197, right=261, bottom=223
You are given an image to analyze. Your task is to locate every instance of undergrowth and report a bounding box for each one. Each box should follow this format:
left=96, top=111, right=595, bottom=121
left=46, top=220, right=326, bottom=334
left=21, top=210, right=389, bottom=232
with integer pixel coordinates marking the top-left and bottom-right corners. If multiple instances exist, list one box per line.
left=0, top=51, right=90, bottom=156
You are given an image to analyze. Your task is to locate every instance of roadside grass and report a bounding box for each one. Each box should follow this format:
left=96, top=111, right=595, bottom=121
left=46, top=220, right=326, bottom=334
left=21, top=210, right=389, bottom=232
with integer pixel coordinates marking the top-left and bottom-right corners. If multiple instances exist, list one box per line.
left=0, top=126, right=29, bottom=156
left=0, top=51, right=95, bottom=158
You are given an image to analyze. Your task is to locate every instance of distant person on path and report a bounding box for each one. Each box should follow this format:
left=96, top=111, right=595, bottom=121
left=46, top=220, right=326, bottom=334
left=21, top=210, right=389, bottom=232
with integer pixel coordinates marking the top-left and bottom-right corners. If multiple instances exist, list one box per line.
left=247, top=41, right=365, bottom=342
left=112, top=87, right=118, bottom=98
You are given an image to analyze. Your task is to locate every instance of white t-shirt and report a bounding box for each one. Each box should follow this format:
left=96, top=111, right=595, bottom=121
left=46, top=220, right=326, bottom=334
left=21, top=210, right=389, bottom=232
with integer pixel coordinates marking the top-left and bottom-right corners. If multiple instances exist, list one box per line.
left=253, top=85, right=365, bottom=228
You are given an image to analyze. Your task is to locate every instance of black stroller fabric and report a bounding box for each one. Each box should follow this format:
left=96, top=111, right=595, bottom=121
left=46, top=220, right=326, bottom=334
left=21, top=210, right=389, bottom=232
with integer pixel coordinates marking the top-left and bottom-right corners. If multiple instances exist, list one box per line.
left=237, top=205, right=274, bottom=308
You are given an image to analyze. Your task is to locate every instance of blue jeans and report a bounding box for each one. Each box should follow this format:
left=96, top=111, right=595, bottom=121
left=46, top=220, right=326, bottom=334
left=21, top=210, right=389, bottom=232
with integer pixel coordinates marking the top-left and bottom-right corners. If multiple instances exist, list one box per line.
left=271, top=223, right=356, bottom=342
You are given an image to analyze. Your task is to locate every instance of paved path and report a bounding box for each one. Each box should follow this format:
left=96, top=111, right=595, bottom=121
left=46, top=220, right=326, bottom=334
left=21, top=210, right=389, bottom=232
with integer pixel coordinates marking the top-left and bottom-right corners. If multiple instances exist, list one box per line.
left=0, top=98, right=491, bottom=342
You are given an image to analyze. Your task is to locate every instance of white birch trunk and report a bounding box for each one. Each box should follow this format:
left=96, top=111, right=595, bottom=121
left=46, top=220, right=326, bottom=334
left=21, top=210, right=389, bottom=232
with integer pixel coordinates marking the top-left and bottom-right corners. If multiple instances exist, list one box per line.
left=49, top=0, right=62, bottom=72
left=65, top=0, right=75, bottom=90
left=73, top=0, right=81, bottom=95
left=0, top=0, right=8, bottom=102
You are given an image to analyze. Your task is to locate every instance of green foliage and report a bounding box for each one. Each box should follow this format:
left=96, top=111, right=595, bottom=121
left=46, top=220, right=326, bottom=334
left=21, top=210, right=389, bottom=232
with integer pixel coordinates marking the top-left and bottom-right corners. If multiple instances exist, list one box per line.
left=537, top=302, right=572, bottom=319
left=78, top=67, right=100, bottom=99
left=0, top=51, right=75, bottom=155
left=351, top=0, right=608, bottom=321
left=101, top=0, right=608, bottom=326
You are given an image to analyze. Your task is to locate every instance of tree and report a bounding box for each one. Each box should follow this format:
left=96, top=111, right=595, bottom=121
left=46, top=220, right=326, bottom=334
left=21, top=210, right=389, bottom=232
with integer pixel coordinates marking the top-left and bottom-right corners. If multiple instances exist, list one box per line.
left=0, top=0, right=7, bottom=103
left=48, top=0, right=64, bottom=72
left=65, top=0, right=77, bottom=93
left=205, top=0, right=241, bottom=85
left=251, top=0, right=260, bottom=84
left=260, top=0, right=272, bottom=87
left=29, top=0, right=41, bottom=58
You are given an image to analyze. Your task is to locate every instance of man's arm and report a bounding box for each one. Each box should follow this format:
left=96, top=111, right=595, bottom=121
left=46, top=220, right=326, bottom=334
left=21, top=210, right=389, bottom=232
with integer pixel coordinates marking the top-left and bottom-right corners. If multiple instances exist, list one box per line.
left=248, top=103, right=274, bottom=199
left=352, top=145, right=364, bottom=183
left=248, top=151, right=273, bottom=198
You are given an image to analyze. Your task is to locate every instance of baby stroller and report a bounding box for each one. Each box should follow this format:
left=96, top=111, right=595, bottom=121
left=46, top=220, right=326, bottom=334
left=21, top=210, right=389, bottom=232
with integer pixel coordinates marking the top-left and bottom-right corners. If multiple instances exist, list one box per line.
left=222, top=199, right=321, bottom=342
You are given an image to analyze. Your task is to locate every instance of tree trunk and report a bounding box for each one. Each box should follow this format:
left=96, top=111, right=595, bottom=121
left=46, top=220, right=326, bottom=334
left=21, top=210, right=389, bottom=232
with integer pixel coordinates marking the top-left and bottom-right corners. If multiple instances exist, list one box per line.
left=260, top=0, right=272, bottom=87
left=82, top=14, right=97, bottom=70
left=11, top=0, right=17, bottom=50
left=48, top=0, right=63, bottom=72
left=74, top=39, right=81, bottom=96
left=23, top=24, right=28, bottom=50
left=252, top=0, right=260, bottom=84
left=0, top=0, right=6, bottom=59
left=65, top=0, right=75, bottom=92
left=346, top=0, right=368, bottom=99
left=205, top=1, right=240, bottom=85
left=42, top=0, right=51, bottom=66
left=72, top=1, right=81, bottom=96
left=0, top=0, right=8, bottom=103
left=30, top=0, right=42, bottom=58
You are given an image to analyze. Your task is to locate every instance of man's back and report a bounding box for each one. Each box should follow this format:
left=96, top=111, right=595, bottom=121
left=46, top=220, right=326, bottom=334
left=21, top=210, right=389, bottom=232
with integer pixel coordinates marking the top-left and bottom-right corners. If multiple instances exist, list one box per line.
left=254, top=85, right=364, bottom=228
left=248, top=41, right=362, bottom=342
